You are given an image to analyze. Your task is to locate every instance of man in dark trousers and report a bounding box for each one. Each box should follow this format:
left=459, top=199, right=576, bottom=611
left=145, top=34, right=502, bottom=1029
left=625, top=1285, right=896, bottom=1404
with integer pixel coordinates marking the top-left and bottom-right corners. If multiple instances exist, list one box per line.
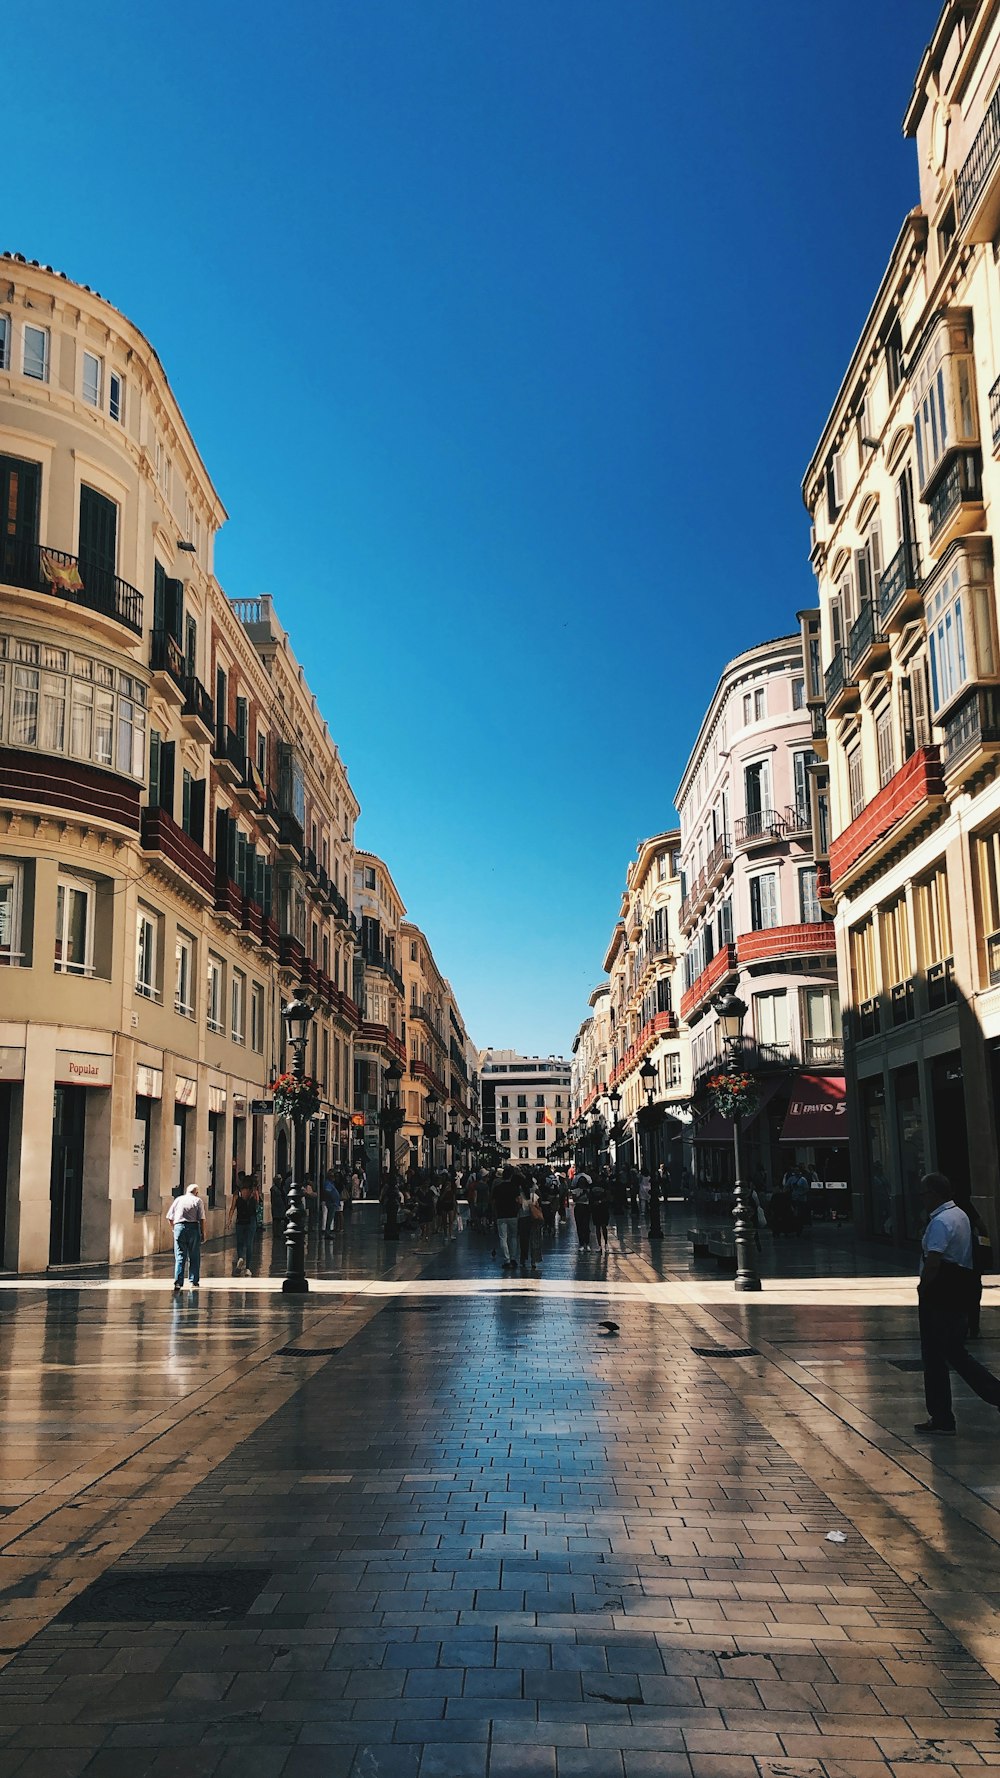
left=916, top=1171, right=1000, bottom=1435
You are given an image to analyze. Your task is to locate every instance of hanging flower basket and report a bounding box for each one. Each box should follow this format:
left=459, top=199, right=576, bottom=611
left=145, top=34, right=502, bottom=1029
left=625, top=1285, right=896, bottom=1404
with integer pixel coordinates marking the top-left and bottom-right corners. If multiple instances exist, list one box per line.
left=271, top=1073, right=322, bottom=1120
left=706, top=1071, right=758, bottom=1121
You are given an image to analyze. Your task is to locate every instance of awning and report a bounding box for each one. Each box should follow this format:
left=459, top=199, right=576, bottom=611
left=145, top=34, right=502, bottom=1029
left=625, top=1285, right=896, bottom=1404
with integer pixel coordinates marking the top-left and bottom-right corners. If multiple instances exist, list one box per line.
left=780, top=1074, right=846, bottom=1143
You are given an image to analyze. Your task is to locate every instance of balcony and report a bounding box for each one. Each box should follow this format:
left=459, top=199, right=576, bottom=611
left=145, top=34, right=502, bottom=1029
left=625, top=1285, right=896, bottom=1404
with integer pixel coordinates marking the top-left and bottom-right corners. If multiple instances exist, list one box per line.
left=705, top=832, right=732, bottom=885
left=213, top=874, right=242, bottom=928
left=803, top=1036, right=843, bottom=1067
left=213, top=726, right=245, bottom=789
left=140, top=806, right=214, bottom=899
left=957, top=83, right=1000, bottom=241
left=275, top=810, right=302, bottom=857
left=736, top=922, right=836, bottom=968
left=783, top=802, right=811, bottom=838
left=679, top=941, right=737, bottom=1024
left=877, top=538, right=922, bottom=632
left=150, top=629, right=186, bottom=703
left=261, top=915, right=281, bottom=955
left=240, top=896, right=264, bottom=946
left=941, top=684, right=1000, bottom=782
left=810, top=704, right=828, bottom=757
left=180, top=675, right=213, bottom=741
left=829, top=746, right=945, bottom=891
left=278, top=933, right=306, bottom=975
left=734, top=809, right=788, bottom=848
left=824, top=645, right=858, bottom=716
left=926, top=450, right=985, bottom=553
left=0, top=537, right=143, bottom=639
left=849, top=600, right=888, bottom=677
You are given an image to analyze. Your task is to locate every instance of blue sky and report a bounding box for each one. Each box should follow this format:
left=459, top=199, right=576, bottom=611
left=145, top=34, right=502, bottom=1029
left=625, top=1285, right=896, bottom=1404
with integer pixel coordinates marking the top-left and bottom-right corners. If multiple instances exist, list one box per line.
left=8, top=0, right=931, bottom=1055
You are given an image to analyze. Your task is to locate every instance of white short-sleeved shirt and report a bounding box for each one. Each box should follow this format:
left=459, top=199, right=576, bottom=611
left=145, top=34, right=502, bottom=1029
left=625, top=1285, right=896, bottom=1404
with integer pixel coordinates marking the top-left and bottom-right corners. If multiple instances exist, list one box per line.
left=920, top=1200, right=973, bottom=1274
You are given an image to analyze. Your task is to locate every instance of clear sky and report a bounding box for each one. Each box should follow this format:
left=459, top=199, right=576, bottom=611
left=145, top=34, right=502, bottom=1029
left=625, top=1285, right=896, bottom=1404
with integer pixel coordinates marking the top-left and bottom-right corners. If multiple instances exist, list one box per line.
left=7, top=0, right=932, bottom=1056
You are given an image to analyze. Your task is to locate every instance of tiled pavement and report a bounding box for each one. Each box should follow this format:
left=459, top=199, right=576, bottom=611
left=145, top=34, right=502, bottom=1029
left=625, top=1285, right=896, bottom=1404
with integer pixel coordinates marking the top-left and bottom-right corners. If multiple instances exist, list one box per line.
left=2, top=1211, right=1000, bottom=1775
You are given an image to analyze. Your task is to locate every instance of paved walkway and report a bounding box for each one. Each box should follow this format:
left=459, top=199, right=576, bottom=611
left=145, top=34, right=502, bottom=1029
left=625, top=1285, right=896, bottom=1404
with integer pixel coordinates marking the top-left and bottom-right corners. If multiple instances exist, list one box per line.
left=1, top=1209, right=1000, bottom=1776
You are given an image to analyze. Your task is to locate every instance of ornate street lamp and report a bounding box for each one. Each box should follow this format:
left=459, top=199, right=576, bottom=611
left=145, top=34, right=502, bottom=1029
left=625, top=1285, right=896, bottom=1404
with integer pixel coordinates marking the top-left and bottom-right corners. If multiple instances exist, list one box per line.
left=281, top=993, right=316, bottom=1294
left=637, top=1056, right=663, bottom=1239
left=423, top=1091, right=441, bottom=1174
left=605, top=1086, right=625, bottom=1205
left=713, top=991, right=761, bottom=1292
left=462, top=1116, right=472, bottom=1174
left=378, top=1055, right=406, bottom=1241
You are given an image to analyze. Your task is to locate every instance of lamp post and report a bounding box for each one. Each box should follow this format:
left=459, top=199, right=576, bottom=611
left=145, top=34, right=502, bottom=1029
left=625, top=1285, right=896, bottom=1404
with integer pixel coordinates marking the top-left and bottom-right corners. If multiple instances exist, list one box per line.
left=379, top=1055, right=405, bottom=1241
left=281, top=993, right=315, bottom=1294
left=463, top=1116, right=472, bottom=1175
left=637, top=1056, right=663, bottom=1239
left=713, top=991, right=761, bottom=1292
left=423, top=1091, right=441, bottom=1175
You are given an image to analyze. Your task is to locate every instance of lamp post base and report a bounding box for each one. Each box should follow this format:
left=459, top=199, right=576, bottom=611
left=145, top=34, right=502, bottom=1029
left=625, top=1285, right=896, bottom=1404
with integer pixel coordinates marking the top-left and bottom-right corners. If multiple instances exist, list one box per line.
left=734, top=1273, right=762, bottom=1293
left=281, top=1275, right=309, bottom=1294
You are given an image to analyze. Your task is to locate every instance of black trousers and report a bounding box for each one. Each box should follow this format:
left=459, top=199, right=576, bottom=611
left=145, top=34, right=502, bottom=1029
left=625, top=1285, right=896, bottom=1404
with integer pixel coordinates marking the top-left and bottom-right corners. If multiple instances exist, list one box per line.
left=919, top=1298, right=1000, bottom=1426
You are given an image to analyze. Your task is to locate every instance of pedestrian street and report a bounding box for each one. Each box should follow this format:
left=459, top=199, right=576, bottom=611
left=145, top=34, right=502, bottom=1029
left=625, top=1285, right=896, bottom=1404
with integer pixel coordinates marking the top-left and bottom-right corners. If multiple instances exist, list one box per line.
left=2, top=1209, right=1000, bottom=1777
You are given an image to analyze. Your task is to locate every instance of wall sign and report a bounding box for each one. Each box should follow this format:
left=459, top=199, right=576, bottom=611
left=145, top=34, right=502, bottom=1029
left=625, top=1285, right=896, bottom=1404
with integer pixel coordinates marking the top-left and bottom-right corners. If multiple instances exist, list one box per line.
left=56, top=1050, right=113, bottom=1088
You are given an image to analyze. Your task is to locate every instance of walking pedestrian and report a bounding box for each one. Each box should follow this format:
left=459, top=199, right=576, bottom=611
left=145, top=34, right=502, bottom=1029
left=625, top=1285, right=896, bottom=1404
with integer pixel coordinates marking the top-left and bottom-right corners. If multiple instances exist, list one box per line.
left=321, top=1168, right=342, bottom=1238
left=915, top=1171, right=1000, bottom=1434
left=493, top=1165, right=522, bottom=1271
left=573, top=1172, right=593, bottom=1252
left=590, top=1175, right=610, bottom=1250
left=227, top=1178, right=258, bottom=1276
left=517, top=1179, right=544, bottom=1275
left=167, top=1183, right=205, bottom=1290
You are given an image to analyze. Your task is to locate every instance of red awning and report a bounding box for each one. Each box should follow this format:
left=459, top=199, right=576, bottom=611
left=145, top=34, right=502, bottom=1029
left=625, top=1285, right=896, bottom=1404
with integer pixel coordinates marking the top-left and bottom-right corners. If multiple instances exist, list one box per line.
left=779, top=1074, right=846, bottom=1143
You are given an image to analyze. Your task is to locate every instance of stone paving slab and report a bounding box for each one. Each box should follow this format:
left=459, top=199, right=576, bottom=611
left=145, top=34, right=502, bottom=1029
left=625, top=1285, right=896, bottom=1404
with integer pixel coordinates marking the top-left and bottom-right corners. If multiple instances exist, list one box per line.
left=1, top=1214, right=1000, bottom=1774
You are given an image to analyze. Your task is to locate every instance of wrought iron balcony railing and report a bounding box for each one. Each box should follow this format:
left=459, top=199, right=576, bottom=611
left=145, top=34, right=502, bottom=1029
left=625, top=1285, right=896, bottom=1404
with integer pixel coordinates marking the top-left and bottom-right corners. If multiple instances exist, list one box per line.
left=0, top=536, right=142, bottom=634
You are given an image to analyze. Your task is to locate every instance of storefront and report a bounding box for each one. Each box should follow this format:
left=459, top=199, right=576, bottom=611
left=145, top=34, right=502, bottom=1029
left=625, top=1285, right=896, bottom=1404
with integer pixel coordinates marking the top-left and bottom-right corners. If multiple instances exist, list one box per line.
left=778, top=1074, right=850, bottom=1221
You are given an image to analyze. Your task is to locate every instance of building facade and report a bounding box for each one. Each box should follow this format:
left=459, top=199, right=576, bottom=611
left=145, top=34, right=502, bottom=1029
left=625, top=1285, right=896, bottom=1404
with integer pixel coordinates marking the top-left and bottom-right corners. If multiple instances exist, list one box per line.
left=352, top=851, right=407, bottom=1183
left=675, top=637, right=845, bottom=1195
left=401, top=922, right=476, bottom=1172
left=802, top=0, right=1000, bottom=1242
left=479, top=1049, right=571, bottom=1166
left=601, top=831, right=690, bottom=1176
left=0, top=255, right=474, bottom=1270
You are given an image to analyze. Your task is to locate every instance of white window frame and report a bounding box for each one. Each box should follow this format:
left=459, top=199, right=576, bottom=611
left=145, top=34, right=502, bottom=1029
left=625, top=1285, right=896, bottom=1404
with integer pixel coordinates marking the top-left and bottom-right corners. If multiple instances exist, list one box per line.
left=750, top=871, right=779, bottom=932
left=799, top=865, right=821, bottom=925
left=207, top=953, right=224, bottom=1034
left=23, top=324, right=49, bottom=382
left=175, top=930, right=195, bottom=1017
left=81, top=351, right=102, bottom=408
left=0, top=860, right=25, bottom=965
left=250, top=981, right=265, bottom=1053
left=135, top=906, right=159, bottom=1000
left=55, top=873, right=95, bottom=976
left=109, top=370, right=124, bottom=423
left=0, top=315, right=9, bottom=371
left=231, top=968, right=246, bottom=1045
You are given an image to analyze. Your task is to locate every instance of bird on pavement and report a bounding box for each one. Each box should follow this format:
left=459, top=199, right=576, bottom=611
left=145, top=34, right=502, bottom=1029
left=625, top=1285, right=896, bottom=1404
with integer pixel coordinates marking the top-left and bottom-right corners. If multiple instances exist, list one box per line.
left=599, top=1320, right=620, bottom=1335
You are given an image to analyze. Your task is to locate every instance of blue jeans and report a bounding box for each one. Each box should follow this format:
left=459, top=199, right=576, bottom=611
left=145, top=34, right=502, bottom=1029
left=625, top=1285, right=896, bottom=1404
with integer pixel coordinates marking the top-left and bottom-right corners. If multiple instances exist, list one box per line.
left=174, top=1222, right=201, bottom=1286
left=235, top=1223, right=256, bottom=1269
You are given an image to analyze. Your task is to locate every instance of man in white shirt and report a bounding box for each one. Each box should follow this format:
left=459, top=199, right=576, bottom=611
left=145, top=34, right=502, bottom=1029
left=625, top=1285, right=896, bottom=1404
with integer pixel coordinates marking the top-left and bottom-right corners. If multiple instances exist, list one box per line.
left=916, top=1172, right=1000, bottom=1434
left=167, top=1184, right=205, bottom=1291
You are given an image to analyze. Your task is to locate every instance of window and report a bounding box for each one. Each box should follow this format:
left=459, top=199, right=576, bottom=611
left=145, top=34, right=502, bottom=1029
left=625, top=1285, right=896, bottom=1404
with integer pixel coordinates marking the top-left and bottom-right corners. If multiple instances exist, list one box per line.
left=251, top=982, right=265, bottom=1052
left=974, top=827, right=1000, bottom=982
left=0, top=315, right=9, bottom=370
left=826, top=450, right=844, bottom=520
left=0, top=860, right=24, bottom=965
left=875, top=705, right=895, bottom=788
left=81, top=352, right=102, bottom=408
left=792, top=749, right=815, bottom=823
left=900, top=663, right=931, bottom=759
left=847, top=745, right=865, bottom=821
left=742, top=693, right=751, bottom=726
left=886, top=321, right=904, bottom=399
left=207, top=954, right=224, bottom=1033
left=175, top=931, right=195, bottom=1017
left=912, top=312, right=977, bottom=494
left=926, top=546, right=997, bottom=717
left=109, top=371, right=124, bottom=423
left=914, top=867, right=951, bottom=970
left=55, top=874, right=94, bottom=975
left=135, top=907, right=159, bottom=1000
left=499, top=1094, right=508, bottom=1107
left=849, top=918, right=878, bottom=1004
left=535, top=1093, right=545, bottom=1106
left=518, top=1147, right=529, bottom=1161
left=754, top=686, right=765, bottom=722
left=749, top=873, right=778, bottom=931
left=535, top=1109, right=545, bottom=1124
left=364, top=866, right=376, bottom=890
left=410, top=940, right=417, bottom=961
left=231, top=970, right=245, bottom=1043
left=799, top=866, right=821, bottom=925
left=23, top=325, right=48, bottom=382
left=517, top=1094, right=526, bottom=1108
left=881, top=893, right=911, bottom=988
left=0, top=641, right=146, bottom=779
left=792, top=677, right=805, bottom=710
left=256, top=730, right=267, bottom=781
left=500, top=1110, right=509, bottom=1125
left=754, top=990, right=789, bottom=1050
left=744, top=758, right=771, bottom=823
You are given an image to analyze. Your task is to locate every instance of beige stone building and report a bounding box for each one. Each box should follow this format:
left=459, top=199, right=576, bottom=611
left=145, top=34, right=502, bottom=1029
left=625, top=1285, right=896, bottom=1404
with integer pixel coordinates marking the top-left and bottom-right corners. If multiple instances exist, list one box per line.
left=676, top=640, right=843, bottom=1194
left=479, top=1049, right=571, bottom=1165
left=802, top=0, right=1000, bottom=1241
left=400, top=922, right=476, bottom=1171
left=0, top=257, right=364, bottom=1270
left=351, top=850, right=407, bottom=1182
left=570, top=986, right=612, bottom=1124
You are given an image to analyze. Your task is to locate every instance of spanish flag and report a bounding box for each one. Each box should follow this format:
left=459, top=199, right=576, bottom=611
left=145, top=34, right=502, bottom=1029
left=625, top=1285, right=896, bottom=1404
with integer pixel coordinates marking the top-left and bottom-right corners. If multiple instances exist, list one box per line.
left=544, top=1111, right=555, bottom=1126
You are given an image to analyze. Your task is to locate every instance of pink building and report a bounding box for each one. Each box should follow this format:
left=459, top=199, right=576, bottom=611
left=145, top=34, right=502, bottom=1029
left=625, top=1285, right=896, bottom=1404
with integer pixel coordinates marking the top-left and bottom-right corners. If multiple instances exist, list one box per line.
left=675, top=635, right=846, bottom=1198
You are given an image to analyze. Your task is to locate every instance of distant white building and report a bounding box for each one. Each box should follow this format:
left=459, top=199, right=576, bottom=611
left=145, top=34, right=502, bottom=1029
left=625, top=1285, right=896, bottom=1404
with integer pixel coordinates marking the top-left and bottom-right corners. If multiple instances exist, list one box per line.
left=478, top=1049, right=571, bottom=1165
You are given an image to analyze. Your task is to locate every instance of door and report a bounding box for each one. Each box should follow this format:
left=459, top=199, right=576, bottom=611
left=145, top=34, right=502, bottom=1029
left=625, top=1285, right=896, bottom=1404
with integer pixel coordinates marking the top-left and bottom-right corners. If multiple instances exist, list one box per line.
left=50, top=1086, right=86, bottom=1265
left=78, top=485, right=118, bottom=612
left=172, top=1107, right=187, bottom=1194
left=0, top=455, right=41, bottom=586
left=0, top=1083, right=11, bottom=1268
left=793, top=750, right=816, bottom=824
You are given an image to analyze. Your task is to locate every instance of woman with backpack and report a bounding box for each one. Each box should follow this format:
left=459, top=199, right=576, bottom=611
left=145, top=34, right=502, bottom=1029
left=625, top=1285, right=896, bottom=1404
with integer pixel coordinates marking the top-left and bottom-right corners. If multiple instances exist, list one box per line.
left=573, top=1173, right=593, bottom=1252
left=590, top=1176, right=610, bottom=1250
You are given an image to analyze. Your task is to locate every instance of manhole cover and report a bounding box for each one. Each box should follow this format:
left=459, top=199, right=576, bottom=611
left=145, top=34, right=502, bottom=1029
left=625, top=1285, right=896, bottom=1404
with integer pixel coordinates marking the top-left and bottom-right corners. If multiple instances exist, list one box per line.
left=58, top=1567, right=271, bottom=1624
left=887, top=1358, right=924, bottom=1371
left=274, top=1346, right=341, bottom=1357
left=691, top=1346, right=760, bottom=1359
